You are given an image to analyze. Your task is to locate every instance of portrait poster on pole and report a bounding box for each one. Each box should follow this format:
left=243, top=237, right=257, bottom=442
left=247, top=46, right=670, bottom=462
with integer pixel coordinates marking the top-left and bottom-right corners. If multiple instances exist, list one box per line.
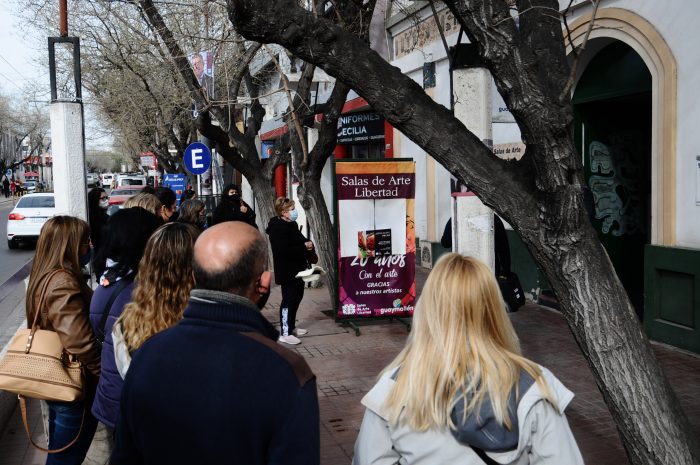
left=335, top=159, right=416, bottom=319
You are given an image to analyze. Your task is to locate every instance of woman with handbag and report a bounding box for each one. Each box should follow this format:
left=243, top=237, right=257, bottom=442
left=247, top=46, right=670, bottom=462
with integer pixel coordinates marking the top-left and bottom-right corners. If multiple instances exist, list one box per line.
left=25, top=216, right=102, bottom=464
left=265, top=197, right=315, bottom=345
left=353, top=254, right=583, bottom=465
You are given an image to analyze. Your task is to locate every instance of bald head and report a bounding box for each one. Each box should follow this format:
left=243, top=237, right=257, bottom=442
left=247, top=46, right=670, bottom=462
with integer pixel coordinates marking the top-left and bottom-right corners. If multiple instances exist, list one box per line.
left=193, top=222, right=268, bottom=295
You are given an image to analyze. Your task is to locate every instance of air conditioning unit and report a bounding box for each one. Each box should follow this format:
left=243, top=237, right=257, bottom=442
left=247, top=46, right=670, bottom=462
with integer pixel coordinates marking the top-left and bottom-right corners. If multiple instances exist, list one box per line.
left=420, top=242, right=433, bottom=269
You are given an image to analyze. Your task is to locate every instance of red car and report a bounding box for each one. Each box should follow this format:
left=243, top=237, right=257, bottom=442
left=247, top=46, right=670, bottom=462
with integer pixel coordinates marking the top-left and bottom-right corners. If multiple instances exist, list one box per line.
left=107, top=186, right=143, bottom=213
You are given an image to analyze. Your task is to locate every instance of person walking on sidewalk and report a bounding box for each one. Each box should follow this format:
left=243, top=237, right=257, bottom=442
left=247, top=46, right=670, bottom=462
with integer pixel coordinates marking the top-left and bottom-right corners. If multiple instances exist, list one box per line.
left=25, top=216, right=101, bottom=464
left=353, top=254, right=583, bottom=465
left=265, top=197, right=315, bottom=345
left=111, top=222, right=320, bottom=465
left=2, top=174, right=9, bottom=198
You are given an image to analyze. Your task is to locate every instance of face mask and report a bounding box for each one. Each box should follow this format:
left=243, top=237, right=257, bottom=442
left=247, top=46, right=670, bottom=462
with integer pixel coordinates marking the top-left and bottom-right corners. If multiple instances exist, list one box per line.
left=289, top=209, right=299, bottom=222
left=79, top=248, right=93, bottom=267
left=99, top=199, right=109, bottom=209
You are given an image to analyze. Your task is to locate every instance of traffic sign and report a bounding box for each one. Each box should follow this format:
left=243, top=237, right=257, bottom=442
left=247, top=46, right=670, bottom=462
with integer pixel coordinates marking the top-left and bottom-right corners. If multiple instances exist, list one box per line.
left=183, top=142, right=211, bottom=175
left=4, top=169, right=11, bottom=178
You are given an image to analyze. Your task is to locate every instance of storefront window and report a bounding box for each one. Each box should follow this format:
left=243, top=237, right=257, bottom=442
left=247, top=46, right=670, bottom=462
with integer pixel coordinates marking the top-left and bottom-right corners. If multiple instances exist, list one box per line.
left=351, top=143, right=385, bottom=159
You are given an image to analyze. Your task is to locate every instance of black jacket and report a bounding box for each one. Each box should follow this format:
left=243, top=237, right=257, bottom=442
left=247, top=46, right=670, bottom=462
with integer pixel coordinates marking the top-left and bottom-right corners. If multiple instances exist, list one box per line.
left=111, top=290, right=319, bottom=465
left=212, top=196, right=256, bottom=227
left=265, top=216, right=310, bottom=285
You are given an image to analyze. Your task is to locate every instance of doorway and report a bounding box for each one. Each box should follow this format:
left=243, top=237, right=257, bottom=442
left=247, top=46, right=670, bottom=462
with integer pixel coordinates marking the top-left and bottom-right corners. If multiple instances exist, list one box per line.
left=573, top=41, right=652, bottom=319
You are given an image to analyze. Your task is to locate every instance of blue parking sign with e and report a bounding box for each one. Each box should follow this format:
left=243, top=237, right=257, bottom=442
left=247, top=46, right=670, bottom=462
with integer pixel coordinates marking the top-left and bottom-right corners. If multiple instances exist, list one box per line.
left=184, top=142, right=211, bottom=175
left=5, top=169, right=11, bottom=178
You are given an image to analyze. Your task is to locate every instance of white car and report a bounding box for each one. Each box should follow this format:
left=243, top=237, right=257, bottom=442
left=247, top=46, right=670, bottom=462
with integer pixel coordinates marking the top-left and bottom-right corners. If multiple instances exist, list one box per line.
left=87, top=173, right=101, bottom=188
left=6, top=193, right=56, bottom=249
left=100, top=173, right=115, bottom=189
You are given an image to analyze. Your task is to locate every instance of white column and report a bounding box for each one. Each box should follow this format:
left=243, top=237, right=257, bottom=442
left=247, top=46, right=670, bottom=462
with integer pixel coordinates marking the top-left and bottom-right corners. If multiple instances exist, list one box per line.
left=49, top=102, right=87, bottom=220
left=452, top=68, right=495, bottom=270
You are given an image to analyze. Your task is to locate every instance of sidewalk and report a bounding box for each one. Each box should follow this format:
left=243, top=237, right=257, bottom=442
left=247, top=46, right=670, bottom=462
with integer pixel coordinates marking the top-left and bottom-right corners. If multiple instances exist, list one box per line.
left=1, top=267, right=699, bottom=464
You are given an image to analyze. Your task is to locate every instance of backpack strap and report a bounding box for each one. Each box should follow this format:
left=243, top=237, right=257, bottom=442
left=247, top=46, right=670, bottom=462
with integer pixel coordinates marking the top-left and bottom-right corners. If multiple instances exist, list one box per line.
left=472, top=446, right=499, bottom=465
left=96, top=277, right=133, bottom=343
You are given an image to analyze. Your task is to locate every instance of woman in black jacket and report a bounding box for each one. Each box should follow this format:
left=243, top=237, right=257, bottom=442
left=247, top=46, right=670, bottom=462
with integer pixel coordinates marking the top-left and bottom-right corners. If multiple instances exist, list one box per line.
left=265, top=197, right=314, bottom=345
left=213, top=183, right=256, bottom=227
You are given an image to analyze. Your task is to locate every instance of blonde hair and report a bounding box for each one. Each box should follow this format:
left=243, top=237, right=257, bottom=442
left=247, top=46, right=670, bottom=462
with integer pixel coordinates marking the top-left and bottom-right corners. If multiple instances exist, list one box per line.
left=274, top=196, right=294, bottom=216
left=382, top=254, right=555, bottom=431
left=117, top=223, right=199, bottom=352
left=26, top=216, right=90, bottom=318
left=123, top=193, right=162, bottom=215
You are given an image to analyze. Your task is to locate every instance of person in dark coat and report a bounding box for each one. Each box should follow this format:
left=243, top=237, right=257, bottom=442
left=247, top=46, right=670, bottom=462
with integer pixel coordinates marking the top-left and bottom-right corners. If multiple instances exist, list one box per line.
left=87, top=188, right=109, bottom=263
left=265, top=197, right=315, bottom=345
left=213, top=183, right=256, bottom=227
left=111, top=222, right=320, bottom=465
left=87, top=208, right=162, bottom=462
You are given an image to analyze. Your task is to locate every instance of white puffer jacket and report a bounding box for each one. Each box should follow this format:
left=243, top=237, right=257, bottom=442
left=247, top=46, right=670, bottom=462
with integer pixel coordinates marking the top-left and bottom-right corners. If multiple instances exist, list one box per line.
left=352, top=366, right=584, bottom=465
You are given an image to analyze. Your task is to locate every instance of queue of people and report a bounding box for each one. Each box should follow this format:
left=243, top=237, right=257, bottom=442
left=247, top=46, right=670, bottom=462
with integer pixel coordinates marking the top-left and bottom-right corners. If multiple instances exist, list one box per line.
left=18, top=186, right=582, bottom=465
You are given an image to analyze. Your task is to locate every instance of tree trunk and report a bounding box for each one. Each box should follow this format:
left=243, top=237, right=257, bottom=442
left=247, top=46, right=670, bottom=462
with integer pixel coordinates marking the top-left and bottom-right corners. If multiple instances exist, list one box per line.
left=296, top=172, right=337, bottom=303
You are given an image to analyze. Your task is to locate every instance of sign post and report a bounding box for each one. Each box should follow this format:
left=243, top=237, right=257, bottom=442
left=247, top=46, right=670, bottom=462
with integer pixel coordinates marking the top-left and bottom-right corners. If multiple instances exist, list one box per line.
left=334, top=159, right=416, bottom=332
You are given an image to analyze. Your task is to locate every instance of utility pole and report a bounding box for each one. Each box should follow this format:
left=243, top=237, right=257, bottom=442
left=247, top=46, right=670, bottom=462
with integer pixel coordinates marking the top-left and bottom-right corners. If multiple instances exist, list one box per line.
left=48, top=0, right=88, bottom=219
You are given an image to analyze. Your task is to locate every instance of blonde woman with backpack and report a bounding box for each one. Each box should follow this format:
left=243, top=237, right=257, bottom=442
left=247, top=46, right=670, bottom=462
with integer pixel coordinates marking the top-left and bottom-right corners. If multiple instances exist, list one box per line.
left=353, top=254, right=583, bottom=465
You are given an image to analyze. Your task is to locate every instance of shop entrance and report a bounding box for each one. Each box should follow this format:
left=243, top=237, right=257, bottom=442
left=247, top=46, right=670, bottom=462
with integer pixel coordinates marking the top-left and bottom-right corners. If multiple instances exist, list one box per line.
left=573, top=41, right=652, bottom=319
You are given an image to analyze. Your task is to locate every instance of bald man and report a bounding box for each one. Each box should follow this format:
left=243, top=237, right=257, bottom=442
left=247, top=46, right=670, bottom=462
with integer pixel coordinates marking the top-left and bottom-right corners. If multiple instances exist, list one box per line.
left=111, top=223, right=320, bottom=465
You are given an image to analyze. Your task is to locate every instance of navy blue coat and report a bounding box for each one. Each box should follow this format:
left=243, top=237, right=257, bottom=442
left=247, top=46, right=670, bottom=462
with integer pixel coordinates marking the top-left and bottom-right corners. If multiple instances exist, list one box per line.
left=88, top=278, right=135, bottom=428
left=111, top=291, right=320, bottom=465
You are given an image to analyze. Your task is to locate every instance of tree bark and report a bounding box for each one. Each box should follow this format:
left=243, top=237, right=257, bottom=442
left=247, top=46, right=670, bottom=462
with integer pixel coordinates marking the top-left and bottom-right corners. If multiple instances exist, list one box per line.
left=227, top=1, right=700, bottom=463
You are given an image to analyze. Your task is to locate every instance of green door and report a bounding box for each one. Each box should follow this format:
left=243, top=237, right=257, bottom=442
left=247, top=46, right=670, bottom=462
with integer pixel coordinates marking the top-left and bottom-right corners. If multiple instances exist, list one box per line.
left=573, top=42, right=652, bottom=319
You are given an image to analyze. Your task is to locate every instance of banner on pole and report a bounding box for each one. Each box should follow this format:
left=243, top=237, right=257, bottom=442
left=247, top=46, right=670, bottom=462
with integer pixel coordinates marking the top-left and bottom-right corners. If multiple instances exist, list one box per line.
left=335, top=160, right=416, bottom=319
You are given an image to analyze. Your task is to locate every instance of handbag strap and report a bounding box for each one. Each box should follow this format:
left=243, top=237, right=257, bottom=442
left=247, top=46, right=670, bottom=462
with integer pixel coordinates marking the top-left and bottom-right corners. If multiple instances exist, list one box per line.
left=27, top=269, right=65, bottom=352
left=19, top=395, right=85, bottom=454
left=96, top=277, right=132, bottom=343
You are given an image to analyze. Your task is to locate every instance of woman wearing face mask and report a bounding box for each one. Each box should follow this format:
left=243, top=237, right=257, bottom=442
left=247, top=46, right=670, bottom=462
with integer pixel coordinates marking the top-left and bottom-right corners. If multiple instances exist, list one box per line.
left=25, top=216, right=101, bottom=464
left=178, top=199, right=208, bottom=231
left=212, top=183, right=256, bottom=227
left=265, top=197, right=315, bottom=345
left=88, top=188, right=109, bottom=256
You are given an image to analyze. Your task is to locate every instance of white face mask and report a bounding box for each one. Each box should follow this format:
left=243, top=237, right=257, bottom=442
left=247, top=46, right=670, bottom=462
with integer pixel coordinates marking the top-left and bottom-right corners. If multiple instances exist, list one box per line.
left=99, top=199, right=109, bottom=209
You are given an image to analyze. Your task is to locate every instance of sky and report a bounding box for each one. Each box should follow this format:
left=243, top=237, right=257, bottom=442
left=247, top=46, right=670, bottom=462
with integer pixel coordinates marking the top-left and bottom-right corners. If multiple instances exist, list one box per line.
left=0, top=2, right=113, bottom=151
left=0, top=2, right=46, bottom=96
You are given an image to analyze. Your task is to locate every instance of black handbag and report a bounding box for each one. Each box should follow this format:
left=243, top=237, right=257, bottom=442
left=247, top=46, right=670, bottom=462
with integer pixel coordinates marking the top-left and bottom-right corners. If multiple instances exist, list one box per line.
left=497, top=271, right=525, bottom=312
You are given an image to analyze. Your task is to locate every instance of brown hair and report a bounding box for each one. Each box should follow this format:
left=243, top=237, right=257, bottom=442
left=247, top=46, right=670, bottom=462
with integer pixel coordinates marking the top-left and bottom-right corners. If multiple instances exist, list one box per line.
left=178, top=199, right=205, bottom=225
left=274, top=196, right=294, bottom=216
left=117, top=223, right=199, bottom=352
left=26, top=216, right=90, bottom=318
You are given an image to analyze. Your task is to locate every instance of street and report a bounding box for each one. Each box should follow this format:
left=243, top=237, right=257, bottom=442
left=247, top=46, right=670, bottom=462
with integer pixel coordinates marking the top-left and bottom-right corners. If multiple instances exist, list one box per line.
left=0, top=201, right=34, bottom=286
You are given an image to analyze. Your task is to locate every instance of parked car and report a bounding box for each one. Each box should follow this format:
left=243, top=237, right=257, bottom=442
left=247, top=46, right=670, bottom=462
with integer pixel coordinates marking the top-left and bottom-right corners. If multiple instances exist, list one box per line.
left=107, top=186, right=142, bottom=210
left=23, top=181, right=37, bottom=193
left=100, top=173, right=115, bottom=189
left=115, top=174, right=146, bottom=188
left=87, top=173, right=101, bottom=188
left=6, top=193, right=56, bottom=249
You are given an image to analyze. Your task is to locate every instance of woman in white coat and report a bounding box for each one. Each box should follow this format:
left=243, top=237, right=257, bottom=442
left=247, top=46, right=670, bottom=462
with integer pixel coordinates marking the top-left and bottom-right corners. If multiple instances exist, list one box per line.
left=353, top=254, right=584, bottom=465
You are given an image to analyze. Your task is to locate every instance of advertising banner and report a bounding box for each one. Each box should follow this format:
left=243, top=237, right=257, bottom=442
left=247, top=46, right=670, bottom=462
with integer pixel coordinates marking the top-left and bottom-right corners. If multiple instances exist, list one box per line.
left=163, top=174, right=186, bottom=205
left=335, top=160, right=416, bottom=319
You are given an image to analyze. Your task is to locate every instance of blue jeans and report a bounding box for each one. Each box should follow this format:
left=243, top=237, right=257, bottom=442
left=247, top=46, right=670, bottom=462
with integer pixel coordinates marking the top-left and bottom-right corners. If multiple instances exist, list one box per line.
left=46, top=400, right=98, bottom=465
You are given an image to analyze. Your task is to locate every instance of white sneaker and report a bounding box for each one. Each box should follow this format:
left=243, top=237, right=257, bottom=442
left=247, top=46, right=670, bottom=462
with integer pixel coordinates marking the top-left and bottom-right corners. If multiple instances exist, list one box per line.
left=293, top=328, right=308, bottom=337
left=278, top=334, right=302, bottom=345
